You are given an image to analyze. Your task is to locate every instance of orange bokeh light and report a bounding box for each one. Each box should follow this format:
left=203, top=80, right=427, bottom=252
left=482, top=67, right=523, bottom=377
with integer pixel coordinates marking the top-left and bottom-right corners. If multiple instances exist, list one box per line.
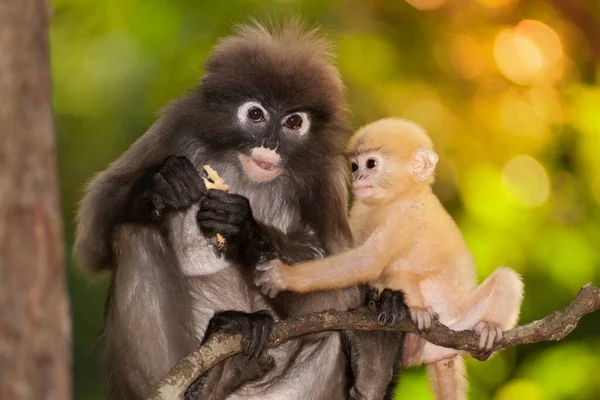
left=494, top=20, right=563, bottom=85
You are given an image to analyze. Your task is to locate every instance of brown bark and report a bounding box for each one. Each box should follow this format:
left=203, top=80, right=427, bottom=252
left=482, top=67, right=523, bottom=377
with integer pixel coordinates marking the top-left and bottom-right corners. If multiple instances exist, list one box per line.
left=151, top=283, right=600, bottom=400
left=0, top=1, right=71, bottom=400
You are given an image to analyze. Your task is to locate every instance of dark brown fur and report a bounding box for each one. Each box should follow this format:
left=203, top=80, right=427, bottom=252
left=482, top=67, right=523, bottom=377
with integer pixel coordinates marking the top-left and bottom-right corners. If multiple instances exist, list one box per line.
left=75, top=20, right=401, bottom=399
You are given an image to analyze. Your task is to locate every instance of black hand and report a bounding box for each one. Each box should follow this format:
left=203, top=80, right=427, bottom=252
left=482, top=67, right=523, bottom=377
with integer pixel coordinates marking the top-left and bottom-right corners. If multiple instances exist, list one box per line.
left=366, top=288, right=380, bottom=312
left=203, top=310, right=274, bottom=359
left=366, top=288, right=407, bottom=327
left=126, top=156, right=205, bottom=224
left=184, top=350, right=275, bottom=400
left=197, top=190, right=271, bottom=265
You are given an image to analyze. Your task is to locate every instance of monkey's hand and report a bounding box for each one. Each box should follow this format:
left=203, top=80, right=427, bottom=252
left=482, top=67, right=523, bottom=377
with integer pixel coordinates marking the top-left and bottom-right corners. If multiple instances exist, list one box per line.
left=204, top=310, right=275, bottom=359
left=254, top=259, right=290, bottom=298
left=366, top=288, right=408, bottom=327
left=473, top=321, right=503, bottom=353
left=197, top=190, right=267, bottom=263
left=184, top=351, right=274, bottom=400
left=184, top=310, right=275, bottom=400
left=128, top=156, right=205, bottom=223
left=409, top=307, right=438, bottom=332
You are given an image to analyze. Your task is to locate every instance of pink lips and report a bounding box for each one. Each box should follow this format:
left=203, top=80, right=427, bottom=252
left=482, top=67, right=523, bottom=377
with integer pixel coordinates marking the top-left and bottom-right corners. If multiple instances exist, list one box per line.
left=238, top=148, right=282, bottom=182
left=253, top=159, right=278, bottom=171
left=353, top=182, right=373, bottom=190
left=353, top=182, right=374, bottom=197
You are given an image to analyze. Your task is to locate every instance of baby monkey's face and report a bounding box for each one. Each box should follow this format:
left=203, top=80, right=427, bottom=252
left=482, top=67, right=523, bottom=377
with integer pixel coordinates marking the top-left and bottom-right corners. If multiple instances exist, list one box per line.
left=349, top=151, right=385, bottom=201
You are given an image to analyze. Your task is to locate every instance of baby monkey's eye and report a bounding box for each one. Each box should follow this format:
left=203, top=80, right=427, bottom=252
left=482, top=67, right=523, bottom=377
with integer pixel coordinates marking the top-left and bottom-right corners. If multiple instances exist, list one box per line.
left=366, top=159, right=377, bottom=169
left=351, top=161, right=358, bottom=172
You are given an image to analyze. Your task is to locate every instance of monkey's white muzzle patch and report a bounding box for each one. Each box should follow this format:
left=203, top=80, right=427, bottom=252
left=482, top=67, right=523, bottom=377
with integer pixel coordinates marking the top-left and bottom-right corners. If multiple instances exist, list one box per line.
left=238, top=147, right=282, bottom=182
left=352, top=181, right=375, bottom=199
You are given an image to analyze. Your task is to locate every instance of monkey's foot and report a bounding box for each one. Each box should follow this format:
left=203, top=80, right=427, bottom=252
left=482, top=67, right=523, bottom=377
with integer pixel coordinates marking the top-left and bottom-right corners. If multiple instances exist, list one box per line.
left=409, top=307, right=437, bottom=332
left=367, top=288, right=407, bottom=326
left=255, top=259, right=288, bottom=298
left=365, top=288, right=380, bottom=311
left=473, top=321, right=503, bottom=352
left=205, top=310, right=274, bottom=359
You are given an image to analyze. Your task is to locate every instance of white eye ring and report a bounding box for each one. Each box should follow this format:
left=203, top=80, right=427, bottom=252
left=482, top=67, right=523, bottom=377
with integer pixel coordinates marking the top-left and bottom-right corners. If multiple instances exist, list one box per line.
left=237, top=101, right=269, bottom=126
left=282, top=112, right=310, bottom=136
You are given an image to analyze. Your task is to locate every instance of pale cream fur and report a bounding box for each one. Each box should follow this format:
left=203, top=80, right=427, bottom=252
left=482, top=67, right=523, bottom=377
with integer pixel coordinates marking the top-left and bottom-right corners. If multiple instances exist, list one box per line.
left=255, top=118, right=524, bottom=400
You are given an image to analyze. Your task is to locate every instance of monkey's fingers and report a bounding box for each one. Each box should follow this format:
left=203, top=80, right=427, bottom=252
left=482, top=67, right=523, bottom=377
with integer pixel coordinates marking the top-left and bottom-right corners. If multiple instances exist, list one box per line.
left=201, top=170, right=228, bottom=250
left=260, top=281, right=281, bottom=298
left=417, top=312, right=425, bottom=332
left=256, top=262, right=275, bottom=272
left=495, top=327, right=503, bottom=343
left=255, top=271, right=278, bottom=298
left=376, top=288, right=406, bottom=327
left=410, top=309, right=421, bottom=331
left=257, top=318, right=273, bottom=359
left=366, top=289, right=379, bottom=312
left=254, top=272, right=271, bottom=287
left=473, top=321, right=503, bottom=352
left=423, top=312, right=432, bottom=331
left=267, top=284, right=281, bottom=298
left=248, top=321, right=264, bottom=359
left=410, top=308, right=434, bottom=332
left=200, top=165, right=229, bottom=248
left=386, top=300, right=399, bottom=326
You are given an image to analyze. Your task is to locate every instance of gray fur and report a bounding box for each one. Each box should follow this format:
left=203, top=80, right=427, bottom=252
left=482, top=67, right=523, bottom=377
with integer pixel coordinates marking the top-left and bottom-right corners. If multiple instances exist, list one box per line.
left=75, top=20, right=400, bottom=400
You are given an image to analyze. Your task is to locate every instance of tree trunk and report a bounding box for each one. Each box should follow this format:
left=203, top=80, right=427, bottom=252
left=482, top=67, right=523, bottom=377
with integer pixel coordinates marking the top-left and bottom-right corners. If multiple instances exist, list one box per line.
left=0, top=1, right=72, bottom=399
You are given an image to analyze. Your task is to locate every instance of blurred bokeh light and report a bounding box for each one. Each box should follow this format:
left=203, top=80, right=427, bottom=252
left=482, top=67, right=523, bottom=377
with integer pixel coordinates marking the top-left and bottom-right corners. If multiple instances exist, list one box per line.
left=50, top=0, right=600, bottom=399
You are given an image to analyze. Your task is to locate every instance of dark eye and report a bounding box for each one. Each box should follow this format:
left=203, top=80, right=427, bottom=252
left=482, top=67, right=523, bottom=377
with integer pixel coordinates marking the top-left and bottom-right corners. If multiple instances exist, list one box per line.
left=247, top=106, right=265, bottom=122
left=351, top=161, right=358, bottom=172
left=284, top=114, right=303, bottom=130
left=366, top=159, right=377, bottom=169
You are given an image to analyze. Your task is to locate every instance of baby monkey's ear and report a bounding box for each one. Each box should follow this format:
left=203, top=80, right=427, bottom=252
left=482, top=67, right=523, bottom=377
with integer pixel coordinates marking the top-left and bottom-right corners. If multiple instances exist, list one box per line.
left=408, top=147, right=439, bottom=182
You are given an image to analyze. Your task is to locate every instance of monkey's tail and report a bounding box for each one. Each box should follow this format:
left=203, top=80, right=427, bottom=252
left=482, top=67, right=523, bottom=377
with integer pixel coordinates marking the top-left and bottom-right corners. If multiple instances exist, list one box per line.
left=426, top=356, right=467, bottom=400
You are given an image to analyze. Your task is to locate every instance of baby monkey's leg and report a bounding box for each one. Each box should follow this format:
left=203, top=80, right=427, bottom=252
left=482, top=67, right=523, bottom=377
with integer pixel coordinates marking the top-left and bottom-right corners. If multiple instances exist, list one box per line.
left=427, top=356, right=467, bottom=400
left=422, top=267, right=523, bottom=363
left=451, top=267, right=523, bottom=346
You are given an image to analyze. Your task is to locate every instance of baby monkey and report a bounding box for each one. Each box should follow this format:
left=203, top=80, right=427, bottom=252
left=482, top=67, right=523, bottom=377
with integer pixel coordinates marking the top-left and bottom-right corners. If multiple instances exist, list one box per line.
left=255, top=118, right=524, bottom=400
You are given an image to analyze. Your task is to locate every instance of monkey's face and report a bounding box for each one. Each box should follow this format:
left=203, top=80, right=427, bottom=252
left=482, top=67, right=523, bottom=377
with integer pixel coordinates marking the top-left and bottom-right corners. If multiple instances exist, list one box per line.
left=349, top=147, right=436, bottom=203
left=232, top=100, right=312, bottom=182
left=198, top=79, right=344, bottom=184
left=195, top=29, right=350, bottom=185
left=349, top=151, right=386, bottom=201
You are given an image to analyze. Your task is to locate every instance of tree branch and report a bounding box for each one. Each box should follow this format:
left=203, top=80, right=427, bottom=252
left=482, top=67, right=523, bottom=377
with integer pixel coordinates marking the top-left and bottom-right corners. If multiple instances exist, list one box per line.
left=150, top=283, right=600, bottom=400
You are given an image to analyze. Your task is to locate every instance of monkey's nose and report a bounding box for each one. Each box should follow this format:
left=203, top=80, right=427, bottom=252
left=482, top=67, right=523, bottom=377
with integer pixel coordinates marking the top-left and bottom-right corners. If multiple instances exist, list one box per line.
left=264, top=138, right=278, bottom=150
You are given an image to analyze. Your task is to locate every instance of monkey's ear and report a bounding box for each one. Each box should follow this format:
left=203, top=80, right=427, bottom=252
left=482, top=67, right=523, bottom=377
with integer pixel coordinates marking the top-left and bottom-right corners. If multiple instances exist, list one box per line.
left=408, top=147, right=439, bottom=182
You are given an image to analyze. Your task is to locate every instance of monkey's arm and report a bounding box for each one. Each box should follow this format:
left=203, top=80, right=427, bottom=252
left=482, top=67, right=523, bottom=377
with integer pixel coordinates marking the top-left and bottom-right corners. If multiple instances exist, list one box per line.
left=198, top=190, right=327, bottom=267
left=74, top=109, right=205, bottom=272
left=197, top=189, right=366, bottom=317
left=255, top=229, right=401, bottom=297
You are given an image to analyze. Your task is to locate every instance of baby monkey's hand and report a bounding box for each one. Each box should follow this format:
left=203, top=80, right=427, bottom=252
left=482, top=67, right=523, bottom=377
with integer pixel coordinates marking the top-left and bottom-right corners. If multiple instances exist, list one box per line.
left=409, top=307, right=438, bottom=332
left=473, top=320, right=503, bottom=352
left=255, top=259, right=290, bottom=298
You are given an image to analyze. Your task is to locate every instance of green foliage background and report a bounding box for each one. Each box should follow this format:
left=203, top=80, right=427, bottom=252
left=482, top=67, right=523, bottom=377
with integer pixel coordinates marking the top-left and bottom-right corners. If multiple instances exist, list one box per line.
left=50, top=0, right=600, bottom=399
